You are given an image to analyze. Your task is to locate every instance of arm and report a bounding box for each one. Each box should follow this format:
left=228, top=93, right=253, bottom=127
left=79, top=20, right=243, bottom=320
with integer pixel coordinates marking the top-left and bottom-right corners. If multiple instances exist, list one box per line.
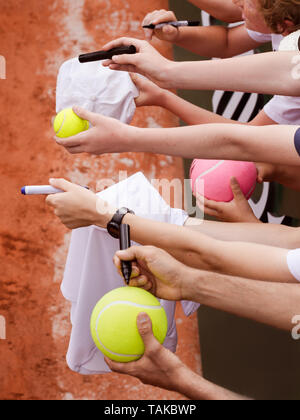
left=257, top=162, right=300, bottom=191
left=102, top=38, right=300, bottom=96
left=56, top=108, right=300, bottom=167
left=131, top=74, right=240, bottom=125
left=46, top=179, right=297, bottom=284
left=188, top=0, right=243, bottom=22
left=142, top=10, right=258, bottom=58
left=170, top=24, right=260, bottom=58
left=186, top=269, right=300, bottom=332
left=114, top=246, right=300, bottom=332
left=186, top=220, right=300, bottom=249
left=106, top=312, right=247, bottom=400
left=121, top=213, right=295, bottom=283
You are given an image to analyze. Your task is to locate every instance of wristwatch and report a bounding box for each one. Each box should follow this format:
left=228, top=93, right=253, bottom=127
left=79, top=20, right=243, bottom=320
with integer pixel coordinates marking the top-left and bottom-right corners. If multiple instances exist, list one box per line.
left=107, top=207, right=135, bottom=239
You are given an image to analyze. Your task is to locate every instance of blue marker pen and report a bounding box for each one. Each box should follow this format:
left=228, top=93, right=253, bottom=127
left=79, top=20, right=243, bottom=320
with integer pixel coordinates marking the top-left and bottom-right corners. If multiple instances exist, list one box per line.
left=21, top=185, right=89, bottom=195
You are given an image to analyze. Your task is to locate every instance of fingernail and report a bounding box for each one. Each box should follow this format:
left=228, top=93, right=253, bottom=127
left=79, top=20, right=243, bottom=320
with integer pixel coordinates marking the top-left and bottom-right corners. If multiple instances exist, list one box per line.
left=138, top=313, right=148, bottom=323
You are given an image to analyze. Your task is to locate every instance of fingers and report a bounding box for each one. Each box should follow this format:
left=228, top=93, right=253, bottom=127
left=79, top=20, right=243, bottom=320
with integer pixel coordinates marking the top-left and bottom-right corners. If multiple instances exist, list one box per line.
left=196, top=194, right=223, bottom=218
left=230, top=177, right=244, bottom=199
left=115, top=246, right=143, bottom=263
left=129, top=275, right=150, bottom=288
left=142, top=9, right=177, bottom=41
left=130, top=72, right=142, bottom=88
left=102, top=37, right=145, bottom=52
left=102, top=61, right=137, bottom=74
left=73, top=106, right=100, bottom=127
left=48, top=178, right=74, bottom=192
left=104, top=356, right=133, bottom=374
left=136, top=313, right=156, bottom=349
left=55, top=132, right=85, bottom=148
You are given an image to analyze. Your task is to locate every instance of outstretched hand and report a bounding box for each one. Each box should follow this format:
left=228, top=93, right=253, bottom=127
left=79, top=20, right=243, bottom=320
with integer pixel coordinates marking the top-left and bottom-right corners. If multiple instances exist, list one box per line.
left=130, top=73, right=166, bottom=107
left=54, top=106, right=129, bottom=155
left=102, top=37, right=174, bottom=88
left=46, top=178, right=116, bottom=229
left=114, top=245, right=187, bottom=301
left=197, top=177, right=259, bottom=223
left=105, top=313, right=186, bottom=392
left=142, top=9, right=180, bottom=42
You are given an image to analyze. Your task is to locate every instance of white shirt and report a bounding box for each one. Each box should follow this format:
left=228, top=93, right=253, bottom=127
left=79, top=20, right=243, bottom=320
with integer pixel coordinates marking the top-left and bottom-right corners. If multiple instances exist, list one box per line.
left=61, top=173, right=200, bottom=375
left=287, top=249, right=300, bottom=282
left=247, top=29, right=300, bottom=125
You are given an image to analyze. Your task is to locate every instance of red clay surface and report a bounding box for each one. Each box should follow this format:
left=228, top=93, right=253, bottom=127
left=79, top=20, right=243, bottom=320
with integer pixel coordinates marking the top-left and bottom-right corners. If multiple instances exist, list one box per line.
left=0, top=0, right=201, bottom=400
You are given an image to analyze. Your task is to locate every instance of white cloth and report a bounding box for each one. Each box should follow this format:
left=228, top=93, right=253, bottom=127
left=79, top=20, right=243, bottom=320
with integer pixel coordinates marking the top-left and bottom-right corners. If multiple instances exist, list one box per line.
left=246, top=29, right=283, bottom=51
left=247, top=29, right=300, bottom=125
left=56, top=57, right=139, bottom=124
left=287, top=249, right=300, bottom=282
left=61, top=173, right=200, bottom=375
left=278, top=30, right=300, bottom=52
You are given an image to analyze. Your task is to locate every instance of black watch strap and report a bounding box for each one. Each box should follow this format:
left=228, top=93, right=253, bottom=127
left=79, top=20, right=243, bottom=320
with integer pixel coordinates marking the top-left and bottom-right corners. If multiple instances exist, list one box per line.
left=107, top=207, right=135, bottom=239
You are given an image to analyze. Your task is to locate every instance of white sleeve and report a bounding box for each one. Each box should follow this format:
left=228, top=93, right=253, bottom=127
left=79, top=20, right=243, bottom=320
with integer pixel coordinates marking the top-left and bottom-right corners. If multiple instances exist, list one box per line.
left=246, top=29, right=272, bottom=44
left=287, top=249, right=300, bottom=282
left=263, top=95, right=300, bottom=125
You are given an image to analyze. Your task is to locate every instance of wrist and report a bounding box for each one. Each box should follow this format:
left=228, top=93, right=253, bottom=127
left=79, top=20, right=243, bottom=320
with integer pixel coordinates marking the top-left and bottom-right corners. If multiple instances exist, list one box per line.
left=181, top=267, right=213, bottom=303
left=160, top=61, right=179, bottom=89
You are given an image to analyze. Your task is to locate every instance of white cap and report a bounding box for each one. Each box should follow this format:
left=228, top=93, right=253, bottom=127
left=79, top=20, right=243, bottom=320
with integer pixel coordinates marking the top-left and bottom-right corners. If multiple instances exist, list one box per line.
left=278, top=29, right=300, bottom=52
left=56, top=57, right=139, bottom=124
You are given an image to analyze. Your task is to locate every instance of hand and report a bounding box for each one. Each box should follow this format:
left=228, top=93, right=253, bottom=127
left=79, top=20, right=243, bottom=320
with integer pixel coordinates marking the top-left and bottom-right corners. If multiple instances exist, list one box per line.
left=113, top=245, right=187, bottom=301
left=142, top=9, right=180, bottom=42
left=256, top=162, right=277, bottom=184
left=196, top=177, right=259, bottom=223
left=105, top=313, right=186, bottom=392
left=130, top=73, right=166, bottom=107
left=102, top=38, right=174, bottom=89
left=45, top=178, right=116, bottom=229
left=55, top=106, right=130, bottom=155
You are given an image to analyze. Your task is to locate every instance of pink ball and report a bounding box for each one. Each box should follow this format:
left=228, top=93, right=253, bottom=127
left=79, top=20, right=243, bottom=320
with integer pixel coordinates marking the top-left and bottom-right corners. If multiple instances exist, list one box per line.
left=190, top=159, right=257, bottom=202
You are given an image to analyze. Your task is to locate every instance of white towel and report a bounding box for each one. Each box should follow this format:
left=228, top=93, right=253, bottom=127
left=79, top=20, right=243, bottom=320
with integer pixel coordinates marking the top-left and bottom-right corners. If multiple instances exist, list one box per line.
left=56, top=57, right=139, bottom=124
left=61, top=173, right=200, bottom=374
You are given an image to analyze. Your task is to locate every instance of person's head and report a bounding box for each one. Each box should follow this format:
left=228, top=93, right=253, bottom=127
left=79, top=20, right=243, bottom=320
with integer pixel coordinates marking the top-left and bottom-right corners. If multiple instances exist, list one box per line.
left=232, top=0, right=300, bottom=35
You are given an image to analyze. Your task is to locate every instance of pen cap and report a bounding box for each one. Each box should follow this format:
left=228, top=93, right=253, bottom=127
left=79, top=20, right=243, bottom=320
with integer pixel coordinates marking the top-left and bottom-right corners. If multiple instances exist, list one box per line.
left=119, top=224, right=131, bottom=251
left=79, top=45, right=137, bottom=63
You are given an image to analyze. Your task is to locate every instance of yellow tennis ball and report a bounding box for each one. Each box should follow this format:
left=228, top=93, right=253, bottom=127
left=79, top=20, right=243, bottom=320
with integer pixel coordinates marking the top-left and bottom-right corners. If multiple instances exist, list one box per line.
left=90, top=287, right=168, bottom=363
left=53, top=108, right=89, bottom=138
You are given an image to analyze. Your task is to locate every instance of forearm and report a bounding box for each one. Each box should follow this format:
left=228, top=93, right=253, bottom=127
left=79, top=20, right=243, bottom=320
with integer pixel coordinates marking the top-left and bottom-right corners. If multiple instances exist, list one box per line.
left=161, top=90, right=239, bottom=125
left=105, top=214, right=294, bottom=283
left=188, top=0, right=243, bottom=23
left=164, top=52, right=300, bottom=96
left=127, top=124, right=300, bottom=166
left=273, top=165, right=300, bottom=191
left=173, top=25, right=246, bottom=58
left=176, top=366, right=247, bottom=400
left=187, top=220, right=299, bottom=249
left=184, top=269, right=300, bottom=331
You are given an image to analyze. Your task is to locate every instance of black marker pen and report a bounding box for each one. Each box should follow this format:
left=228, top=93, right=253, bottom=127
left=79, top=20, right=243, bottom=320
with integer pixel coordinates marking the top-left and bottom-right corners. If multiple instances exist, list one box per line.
left=79, top=45, right=137, bottom=63
left=143, top=20, right=200, bottom=29
left=119, top=224, right=132, bottom=285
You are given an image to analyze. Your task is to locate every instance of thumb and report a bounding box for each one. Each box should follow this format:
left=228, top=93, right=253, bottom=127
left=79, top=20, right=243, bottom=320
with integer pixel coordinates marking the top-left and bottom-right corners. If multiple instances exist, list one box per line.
left=49, top=178, right=74, bottom=192
left=144, top=29, right=153, bottom=41
left=162, top=25, right=178, bottom=40
left=230, top=177, right=244, bottom=200
left=115, top=246, right=140, bottom=262
left=137, top=313, right=155, bottom=348
left=72, top=106, right=98, bottom=126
